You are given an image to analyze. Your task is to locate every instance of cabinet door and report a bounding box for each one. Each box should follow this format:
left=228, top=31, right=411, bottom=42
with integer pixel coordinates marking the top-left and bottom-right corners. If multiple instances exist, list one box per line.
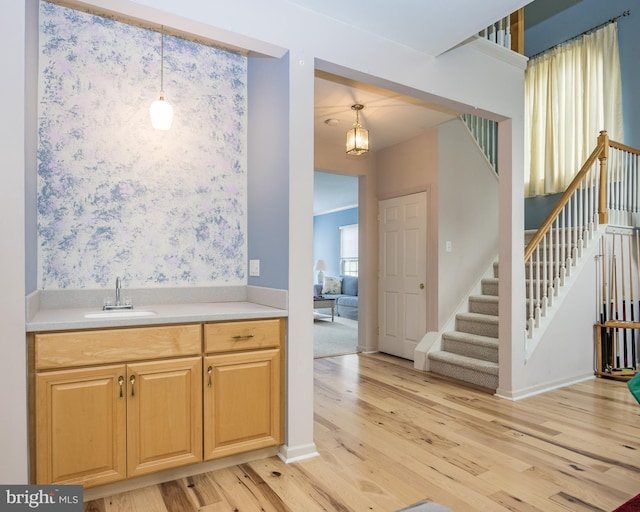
left=127, top=357, right=202, bottom=477
left=36, top=365, right=127, bottom=487
left=204, top=349, right=281, bottom=460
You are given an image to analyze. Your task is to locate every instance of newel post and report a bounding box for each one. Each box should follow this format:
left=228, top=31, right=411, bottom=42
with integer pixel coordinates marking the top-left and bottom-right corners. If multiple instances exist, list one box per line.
left=598, top=130, right=609, bottom=224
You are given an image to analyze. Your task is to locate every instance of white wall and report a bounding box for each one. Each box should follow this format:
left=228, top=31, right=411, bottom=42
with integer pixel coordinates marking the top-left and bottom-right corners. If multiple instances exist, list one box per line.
left=499, top=235, right=601, bottom=399
left=437, top=119, right=499, bottom=327
left=0, top=0, right=30, bottom=483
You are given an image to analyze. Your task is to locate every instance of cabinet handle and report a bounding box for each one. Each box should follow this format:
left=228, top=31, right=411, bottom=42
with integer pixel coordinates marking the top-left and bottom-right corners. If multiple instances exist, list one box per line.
left=130, top=375, right=136, bottom=397
left=207, top=366, right=212, bottom=387
left=231, top=334, right=254, bottom=340
left=118, top=376, right=124, bottom=398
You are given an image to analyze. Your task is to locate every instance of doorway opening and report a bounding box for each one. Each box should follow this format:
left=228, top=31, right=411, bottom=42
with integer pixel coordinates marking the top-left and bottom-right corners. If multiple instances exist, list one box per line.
left=313, top=171, right=359, bottom=358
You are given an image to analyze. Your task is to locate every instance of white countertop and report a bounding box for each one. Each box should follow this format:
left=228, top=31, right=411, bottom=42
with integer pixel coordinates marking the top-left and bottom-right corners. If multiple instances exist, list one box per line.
left=26, top=286, right=288, bottom=332
left=27, top=301, right=286, bottom=332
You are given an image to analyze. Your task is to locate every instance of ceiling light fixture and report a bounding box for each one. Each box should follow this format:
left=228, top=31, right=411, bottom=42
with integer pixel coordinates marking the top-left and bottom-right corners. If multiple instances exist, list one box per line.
left=345, top=104, right=369, bottom=155
left=149, top=27, right=173, bottom=130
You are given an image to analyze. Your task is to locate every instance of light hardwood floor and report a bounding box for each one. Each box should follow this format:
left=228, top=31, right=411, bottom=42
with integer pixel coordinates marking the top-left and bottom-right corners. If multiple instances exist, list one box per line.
left=85, top=353, right=640, bottom=512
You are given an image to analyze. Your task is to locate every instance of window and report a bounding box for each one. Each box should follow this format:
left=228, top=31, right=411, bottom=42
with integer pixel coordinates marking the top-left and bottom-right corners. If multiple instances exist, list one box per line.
left=340, top=224, right=358, bottom=276
left=524, top=22, right=623, bottom=197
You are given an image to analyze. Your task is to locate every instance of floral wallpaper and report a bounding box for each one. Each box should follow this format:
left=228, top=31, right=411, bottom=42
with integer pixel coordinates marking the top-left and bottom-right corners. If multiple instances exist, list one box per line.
left=37, top=2, right=247, bottom=289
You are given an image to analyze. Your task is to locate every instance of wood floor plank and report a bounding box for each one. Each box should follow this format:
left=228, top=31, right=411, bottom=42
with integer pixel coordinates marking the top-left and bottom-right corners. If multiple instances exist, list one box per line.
left=88, top=353, right=640, bottom=512
left=159, top=480, right=195, bottom=512
left=181, top=472, right=225, bottom=509
left=245, top=456, right=350, bottom=512
left=129, top=485, right=170, bottom=512
left=84, top=499, right=107, bottom=512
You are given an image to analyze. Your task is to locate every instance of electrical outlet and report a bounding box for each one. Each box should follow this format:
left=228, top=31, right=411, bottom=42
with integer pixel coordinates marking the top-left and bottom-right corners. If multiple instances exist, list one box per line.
left=249, top=259, right=260, bottom=277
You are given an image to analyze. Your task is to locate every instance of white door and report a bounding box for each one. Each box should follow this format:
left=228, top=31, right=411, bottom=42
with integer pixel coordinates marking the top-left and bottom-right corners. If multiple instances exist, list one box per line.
left=378, top=192, right=427, bottom=360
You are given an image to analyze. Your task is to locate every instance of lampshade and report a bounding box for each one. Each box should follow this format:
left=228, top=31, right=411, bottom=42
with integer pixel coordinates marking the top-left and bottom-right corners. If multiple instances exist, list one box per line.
left=314, top=259, right=328, bottom=285
left=150, top=28, right=173, bottom=130
left=314, top=259, right=328, bottom=271
left=346, top=104, right=369, bottom=155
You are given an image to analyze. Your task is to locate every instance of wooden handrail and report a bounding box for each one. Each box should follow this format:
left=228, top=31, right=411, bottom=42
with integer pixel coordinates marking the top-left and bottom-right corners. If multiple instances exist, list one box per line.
left=610, top=140, right=640, bottom=156
left=524, top=138, right=605, bottom=262
left=524, top=131, right=640, bottom=339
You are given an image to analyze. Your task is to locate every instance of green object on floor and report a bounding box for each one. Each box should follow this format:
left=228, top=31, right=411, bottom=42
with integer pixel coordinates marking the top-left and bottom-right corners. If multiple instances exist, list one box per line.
left=628, top=372, right=640, bottom=405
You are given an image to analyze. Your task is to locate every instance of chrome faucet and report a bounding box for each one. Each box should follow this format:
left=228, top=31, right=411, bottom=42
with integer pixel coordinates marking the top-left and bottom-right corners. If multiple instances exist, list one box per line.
left=103, top=276, right=133, bottom=310
left=115, top=277, right=122, bottom=306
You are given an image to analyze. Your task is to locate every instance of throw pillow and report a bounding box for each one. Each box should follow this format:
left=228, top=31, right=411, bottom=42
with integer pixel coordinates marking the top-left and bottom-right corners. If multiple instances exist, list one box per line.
left=322, top=276, right=342, bottom=295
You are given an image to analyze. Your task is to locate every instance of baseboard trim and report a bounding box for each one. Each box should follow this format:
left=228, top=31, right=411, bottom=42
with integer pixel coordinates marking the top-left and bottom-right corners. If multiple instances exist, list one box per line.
left=495, top=373, right=595, bottom=401
left=277, top=443, right=319, bottom=463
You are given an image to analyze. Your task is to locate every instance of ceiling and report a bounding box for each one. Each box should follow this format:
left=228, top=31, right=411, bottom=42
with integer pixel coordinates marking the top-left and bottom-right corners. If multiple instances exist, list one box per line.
left=310, top=0, right=581, bottom=215
left=289, top=0, right=531, bottom=57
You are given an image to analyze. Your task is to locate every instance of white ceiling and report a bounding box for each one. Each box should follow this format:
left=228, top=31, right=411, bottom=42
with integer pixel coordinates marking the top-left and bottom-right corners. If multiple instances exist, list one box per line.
left=314, top=71, right=460, bottom=156
left=313, top=73, right=457, bottom=216
left=307, top=0, right=536, bottom=215
left=289, top=0, right=531, bottom=56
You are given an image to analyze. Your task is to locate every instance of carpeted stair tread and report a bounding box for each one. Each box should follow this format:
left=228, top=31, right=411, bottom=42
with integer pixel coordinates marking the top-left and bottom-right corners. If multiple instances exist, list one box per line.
left=441, top=331, right=498, bottom=362
left=456, top=312, right=499, bottom=323
left=456, top=312, right=499, bottom=338
left=428, top=351, right=499, bottom=389
left=429, top=351, right=498, bottom=373
left=469, top=295, right=499, bottom=316
left=428, top=260, right=500, bottom=391
left=481, top=277, right=499, bottom=296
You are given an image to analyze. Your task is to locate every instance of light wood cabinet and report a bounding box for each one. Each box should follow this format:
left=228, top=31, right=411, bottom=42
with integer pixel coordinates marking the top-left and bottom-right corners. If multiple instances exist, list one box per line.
left=36, top=364, right=127, bottom=487
left=203, top=318, right=284, bottom=460
left=126, top=357, right=202, bottom=477
left=32, top=317, right=285, bottom=488
left=34, top=325, right=202, bottom=487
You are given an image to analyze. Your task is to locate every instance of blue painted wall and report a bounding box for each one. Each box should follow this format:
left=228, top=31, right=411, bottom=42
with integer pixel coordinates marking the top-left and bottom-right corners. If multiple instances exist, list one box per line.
left=313, top=207, right=358, bottom=280
left=524, top=0, right=640, bottom=228
left=247, top=54, right=289, bottom=289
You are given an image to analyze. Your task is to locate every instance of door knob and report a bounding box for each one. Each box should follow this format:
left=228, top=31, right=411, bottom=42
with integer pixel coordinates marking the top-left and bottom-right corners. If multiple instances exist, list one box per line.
left=419, top=283, right=425, bottom=289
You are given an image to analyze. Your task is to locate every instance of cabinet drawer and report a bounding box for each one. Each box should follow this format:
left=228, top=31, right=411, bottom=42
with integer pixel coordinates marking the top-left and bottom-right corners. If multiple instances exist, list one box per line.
left=205, top=319, right=282, bottom=353
left=35, top=324, right=202, bottom=370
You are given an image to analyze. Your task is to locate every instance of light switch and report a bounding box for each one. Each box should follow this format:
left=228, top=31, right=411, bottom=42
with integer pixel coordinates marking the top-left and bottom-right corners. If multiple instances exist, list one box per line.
left=445, top=241, right=452, bottom=253
left=249, top=259, right=260, bottom=276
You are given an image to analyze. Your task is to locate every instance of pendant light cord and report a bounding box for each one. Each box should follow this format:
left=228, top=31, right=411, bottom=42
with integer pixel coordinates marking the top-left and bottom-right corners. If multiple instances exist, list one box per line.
left=160, top=26, right=165, bottom=93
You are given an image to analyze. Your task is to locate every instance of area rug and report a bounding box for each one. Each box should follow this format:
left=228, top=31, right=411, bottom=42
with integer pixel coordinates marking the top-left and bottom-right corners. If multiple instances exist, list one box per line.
left=612, top=493, right=640, bottom=511
left=313, top=316, right=357, bottom=358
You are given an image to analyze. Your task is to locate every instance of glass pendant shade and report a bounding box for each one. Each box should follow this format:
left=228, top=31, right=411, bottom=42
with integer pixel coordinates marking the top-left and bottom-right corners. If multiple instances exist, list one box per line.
left=150, top=28, right=173, bottom=130
left=346, top=104, right=369, bottom=155
left=346, top=124, right=369, bottom=155
left=150, top=93, right=173, bottom=130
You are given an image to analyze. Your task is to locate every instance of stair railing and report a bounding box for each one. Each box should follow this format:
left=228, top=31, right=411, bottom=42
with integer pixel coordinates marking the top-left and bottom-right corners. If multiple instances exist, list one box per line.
left=478, top=9, right=524, bottom=54
left=525, top=131, right=640, bottom=338
left=461, top=114, right=498, bottom=173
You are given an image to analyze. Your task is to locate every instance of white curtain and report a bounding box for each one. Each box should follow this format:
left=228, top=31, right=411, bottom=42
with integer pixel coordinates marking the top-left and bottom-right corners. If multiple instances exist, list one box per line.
left=524, top=22, right=624, bottom=197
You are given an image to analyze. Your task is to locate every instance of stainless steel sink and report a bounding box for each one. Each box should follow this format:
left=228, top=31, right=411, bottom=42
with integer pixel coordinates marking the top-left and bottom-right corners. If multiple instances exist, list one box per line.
left=84, top=310, right=157, bottom=319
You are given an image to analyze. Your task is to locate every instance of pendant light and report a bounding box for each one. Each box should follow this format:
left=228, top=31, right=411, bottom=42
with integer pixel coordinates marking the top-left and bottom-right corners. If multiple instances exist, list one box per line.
left=345, top=104, right=369, bottom=155
left=149, top=27, right=173, bottom=130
